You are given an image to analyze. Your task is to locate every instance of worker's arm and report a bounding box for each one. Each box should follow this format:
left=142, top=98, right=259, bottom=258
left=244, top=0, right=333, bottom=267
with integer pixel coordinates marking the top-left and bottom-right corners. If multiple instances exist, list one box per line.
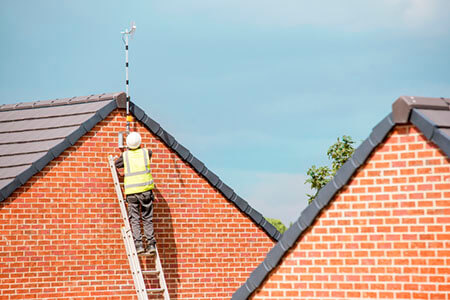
left=115, top=154, right=124, bottom=168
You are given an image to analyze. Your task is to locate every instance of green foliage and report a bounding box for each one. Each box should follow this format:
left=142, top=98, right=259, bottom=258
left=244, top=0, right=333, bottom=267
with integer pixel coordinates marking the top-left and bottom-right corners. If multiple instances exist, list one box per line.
left=327, top=135, right=356, bottom=174
left=305, top=135, right=355, bottom=204
left=265, top=218, right=287, bottom=234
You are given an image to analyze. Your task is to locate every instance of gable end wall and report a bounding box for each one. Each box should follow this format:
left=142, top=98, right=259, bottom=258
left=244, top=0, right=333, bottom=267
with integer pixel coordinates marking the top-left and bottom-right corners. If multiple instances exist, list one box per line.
left=251, top=124, right=450, bottom=300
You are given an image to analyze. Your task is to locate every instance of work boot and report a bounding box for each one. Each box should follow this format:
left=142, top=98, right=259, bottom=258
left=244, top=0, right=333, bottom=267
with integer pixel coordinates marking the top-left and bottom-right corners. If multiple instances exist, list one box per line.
left=146, top=243, right=156, bottom=255
left=136, top=245, right=145, bottom=254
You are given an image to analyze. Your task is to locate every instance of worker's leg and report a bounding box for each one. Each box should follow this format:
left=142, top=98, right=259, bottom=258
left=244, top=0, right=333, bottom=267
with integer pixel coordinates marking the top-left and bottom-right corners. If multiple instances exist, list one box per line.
left=139, top=190, right=156, bottom=246
left=126, top=193, right=144, bottom=249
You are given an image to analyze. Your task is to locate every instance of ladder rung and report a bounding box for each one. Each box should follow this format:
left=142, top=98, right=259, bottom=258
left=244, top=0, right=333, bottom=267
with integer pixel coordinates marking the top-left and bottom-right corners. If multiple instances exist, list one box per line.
left=142, top=270, right=160, bottom=275
left=139, top=252, right=156, bottom=257
left=147, top=288, right=165, bottom=293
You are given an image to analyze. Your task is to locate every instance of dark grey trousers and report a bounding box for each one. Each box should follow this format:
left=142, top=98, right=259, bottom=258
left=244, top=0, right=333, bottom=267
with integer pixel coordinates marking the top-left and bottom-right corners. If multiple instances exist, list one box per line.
left=126, top=190, right=156, bottom=248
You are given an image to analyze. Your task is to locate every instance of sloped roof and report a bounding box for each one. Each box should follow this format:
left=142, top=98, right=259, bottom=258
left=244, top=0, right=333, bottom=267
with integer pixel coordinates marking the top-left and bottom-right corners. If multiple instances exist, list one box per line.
left=232, top=96, right=450, bottom=299
left=0, top=92, right=281, bottom=241
left=0, top=92, right=124, bottom=200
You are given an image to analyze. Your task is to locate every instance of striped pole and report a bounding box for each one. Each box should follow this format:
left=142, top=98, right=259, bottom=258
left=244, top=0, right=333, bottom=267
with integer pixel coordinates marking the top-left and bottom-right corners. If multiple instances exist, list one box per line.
left=122, top=22, right=136, bottom=133
left=125, top=33, right=130, bottom=132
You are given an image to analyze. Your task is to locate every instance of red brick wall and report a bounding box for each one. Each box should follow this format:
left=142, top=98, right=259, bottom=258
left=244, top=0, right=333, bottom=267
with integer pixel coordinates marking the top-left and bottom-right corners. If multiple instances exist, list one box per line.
left=0, top=109, right=275, bottom=299
left=251, top=124, right=450, bottom=300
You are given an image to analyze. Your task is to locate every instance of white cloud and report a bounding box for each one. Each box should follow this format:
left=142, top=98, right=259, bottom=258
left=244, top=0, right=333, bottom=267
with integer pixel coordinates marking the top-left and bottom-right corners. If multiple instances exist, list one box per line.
left=154, top=0, right=450, bottom=34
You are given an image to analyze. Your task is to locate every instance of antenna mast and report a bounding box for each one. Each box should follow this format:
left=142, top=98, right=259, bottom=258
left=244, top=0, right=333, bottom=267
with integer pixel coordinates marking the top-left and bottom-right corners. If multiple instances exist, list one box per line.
left=121, top=22, right=136, bottom=133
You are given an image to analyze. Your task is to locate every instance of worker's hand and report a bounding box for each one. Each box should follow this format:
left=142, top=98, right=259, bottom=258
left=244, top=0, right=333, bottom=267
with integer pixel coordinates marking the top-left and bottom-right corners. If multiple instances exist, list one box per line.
left=116, top=168, right=124, bottom=177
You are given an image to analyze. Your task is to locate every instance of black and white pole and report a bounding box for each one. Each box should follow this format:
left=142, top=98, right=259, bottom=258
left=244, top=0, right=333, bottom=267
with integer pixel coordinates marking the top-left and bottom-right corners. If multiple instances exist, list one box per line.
left=121, top=22, right=136, bottom=133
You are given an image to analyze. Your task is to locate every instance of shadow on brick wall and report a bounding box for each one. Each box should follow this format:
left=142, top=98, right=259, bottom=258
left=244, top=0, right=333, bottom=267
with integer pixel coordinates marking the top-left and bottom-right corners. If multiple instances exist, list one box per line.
left=148, top=186, right=179, bottom=298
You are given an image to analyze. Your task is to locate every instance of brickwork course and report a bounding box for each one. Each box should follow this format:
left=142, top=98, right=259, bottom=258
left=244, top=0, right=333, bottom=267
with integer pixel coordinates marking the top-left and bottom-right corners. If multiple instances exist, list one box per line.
left=233, top=96, right=450, bottom=299
left=0, top=93, right=279, bottom=299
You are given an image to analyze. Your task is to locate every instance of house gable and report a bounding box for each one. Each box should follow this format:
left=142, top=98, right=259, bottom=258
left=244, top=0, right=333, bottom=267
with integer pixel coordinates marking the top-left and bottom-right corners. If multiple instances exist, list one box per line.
left=249, top=124, right=450, bottom=299
left=0, top=93, right=279, bottom=299
left=233, top=96, right=450, bottom=299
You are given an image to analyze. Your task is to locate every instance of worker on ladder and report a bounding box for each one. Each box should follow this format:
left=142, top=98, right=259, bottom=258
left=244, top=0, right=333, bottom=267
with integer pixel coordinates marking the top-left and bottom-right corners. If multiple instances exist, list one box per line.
left=115, top=132, right=157, bottom=255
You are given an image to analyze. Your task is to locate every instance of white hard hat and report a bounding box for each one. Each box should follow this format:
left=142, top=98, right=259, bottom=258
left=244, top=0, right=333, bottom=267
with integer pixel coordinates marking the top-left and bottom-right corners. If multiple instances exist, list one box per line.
left=126, top=132, right=142, bottom=149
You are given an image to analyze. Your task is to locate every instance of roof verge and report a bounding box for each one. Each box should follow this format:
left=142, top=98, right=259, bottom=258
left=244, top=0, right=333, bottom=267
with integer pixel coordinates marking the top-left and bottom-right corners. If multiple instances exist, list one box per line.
left=129, top=102, right=282, bottom=241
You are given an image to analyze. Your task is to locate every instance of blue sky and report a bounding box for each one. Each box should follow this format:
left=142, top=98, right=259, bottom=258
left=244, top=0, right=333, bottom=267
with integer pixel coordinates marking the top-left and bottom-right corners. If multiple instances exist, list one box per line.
left=1, top=1, right=450, bottom=225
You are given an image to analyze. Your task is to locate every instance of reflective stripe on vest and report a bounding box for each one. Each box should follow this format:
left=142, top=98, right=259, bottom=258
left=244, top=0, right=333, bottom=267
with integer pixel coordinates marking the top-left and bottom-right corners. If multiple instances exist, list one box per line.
left=123, top=148, right=155, bottom=195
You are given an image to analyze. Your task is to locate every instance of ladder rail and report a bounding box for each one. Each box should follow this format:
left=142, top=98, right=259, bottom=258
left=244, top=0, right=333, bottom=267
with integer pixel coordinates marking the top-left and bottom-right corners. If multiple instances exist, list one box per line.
left=122, top=227, right=148, bottom=300
left=109, top=155, right=148, bottom=300
left=154, top=247, right=170, bottom=300
left=109, top=154, right=170, bottom=300
left=108, top=155, right=131, bottom=231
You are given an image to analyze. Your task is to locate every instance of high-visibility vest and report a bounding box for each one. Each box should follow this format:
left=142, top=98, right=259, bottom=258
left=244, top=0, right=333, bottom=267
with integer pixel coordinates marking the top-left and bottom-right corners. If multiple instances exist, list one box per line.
left=123, top=148, right=155, bottom=195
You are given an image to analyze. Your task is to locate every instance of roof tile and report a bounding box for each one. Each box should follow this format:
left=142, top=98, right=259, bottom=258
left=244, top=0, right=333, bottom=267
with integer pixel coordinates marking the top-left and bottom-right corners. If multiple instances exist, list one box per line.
left=0, top=126, right=80, bottom=144
left=0, top=100, right=113, bottom=122
left=431, top=129, right=450, bottom=157
left=0, top=164, right=31, bottom=180
left=0, top=139, right=64, bottom=157
left=0, top=152, right=47, bottom=168
left=0, top=178, right=12, bottom=190
left=417, top=109, right=450, bottom=127
left=0, top=114, right=94, bottom=133
left=410, top=109, right=436, bottom=139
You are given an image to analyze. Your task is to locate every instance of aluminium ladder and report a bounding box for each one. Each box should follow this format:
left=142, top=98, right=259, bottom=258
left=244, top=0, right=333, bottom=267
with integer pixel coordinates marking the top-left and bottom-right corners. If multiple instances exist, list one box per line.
left=108, top=155, right=170, bottom=300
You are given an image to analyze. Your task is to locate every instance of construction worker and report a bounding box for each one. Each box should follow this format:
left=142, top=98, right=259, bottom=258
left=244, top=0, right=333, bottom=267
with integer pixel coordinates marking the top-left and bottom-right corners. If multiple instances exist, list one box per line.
left=115, top=132, right=156, bottom=255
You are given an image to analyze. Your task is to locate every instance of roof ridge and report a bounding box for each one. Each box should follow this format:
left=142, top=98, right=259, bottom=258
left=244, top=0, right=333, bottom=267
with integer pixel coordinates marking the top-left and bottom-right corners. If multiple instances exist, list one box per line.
left=0, top=92, right=126, bottom=112
left=392, top=95, right=450, bottom=123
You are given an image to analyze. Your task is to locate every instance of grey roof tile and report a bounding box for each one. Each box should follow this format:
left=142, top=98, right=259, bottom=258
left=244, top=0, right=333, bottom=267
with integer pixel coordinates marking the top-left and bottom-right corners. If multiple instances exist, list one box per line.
left=431, top=129, right=450, bottom=157
left=17, top=165, right=39, bottom=185
left=0, top=178, right=21, bottom=200
left=216, top=181, right=234, bottom=199
left=266, top=239, right=288, bottom=266
left=0, top=139, right=64, bottom=156
left=0, top=178, right=12, bottom=190
left=0, top=114, right=94, bottom=133
left=158, top=130, right=176, bottom=147
left=50, top=139, right=72, bottom=158
left=352, top=138, right=373, bottom=166
left=440, top=128, right=450, bottom=138
left=0, top=126, right=80, bottom=144
left=32, top=152, right=55, bottom=172
left=0, top=152, right=47, bottom=168
left=172, top=142, right=190, bottom=160
left=410, top=109, right=436, bottom=139
left=187, top=156, right=205, bottom=174
left=201, top=168, right=220, bottom=186
left=0, top=93, right=123, bottom=202
left=0, top=100, right=111, bottom=122
left=417, top=109, right=450, bottom=127
left=233, top=195, right=249, bottom=212
left=0, top=165, right=31, bottom=180
left=370, top=114, right=395, bottom=144
left=245, top=206, right=263, bottom=224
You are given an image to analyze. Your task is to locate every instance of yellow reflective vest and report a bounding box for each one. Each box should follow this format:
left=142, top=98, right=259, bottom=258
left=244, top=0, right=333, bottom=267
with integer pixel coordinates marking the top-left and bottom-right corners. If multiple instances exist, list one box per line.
left=123, top=148, right=155, bottom=195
